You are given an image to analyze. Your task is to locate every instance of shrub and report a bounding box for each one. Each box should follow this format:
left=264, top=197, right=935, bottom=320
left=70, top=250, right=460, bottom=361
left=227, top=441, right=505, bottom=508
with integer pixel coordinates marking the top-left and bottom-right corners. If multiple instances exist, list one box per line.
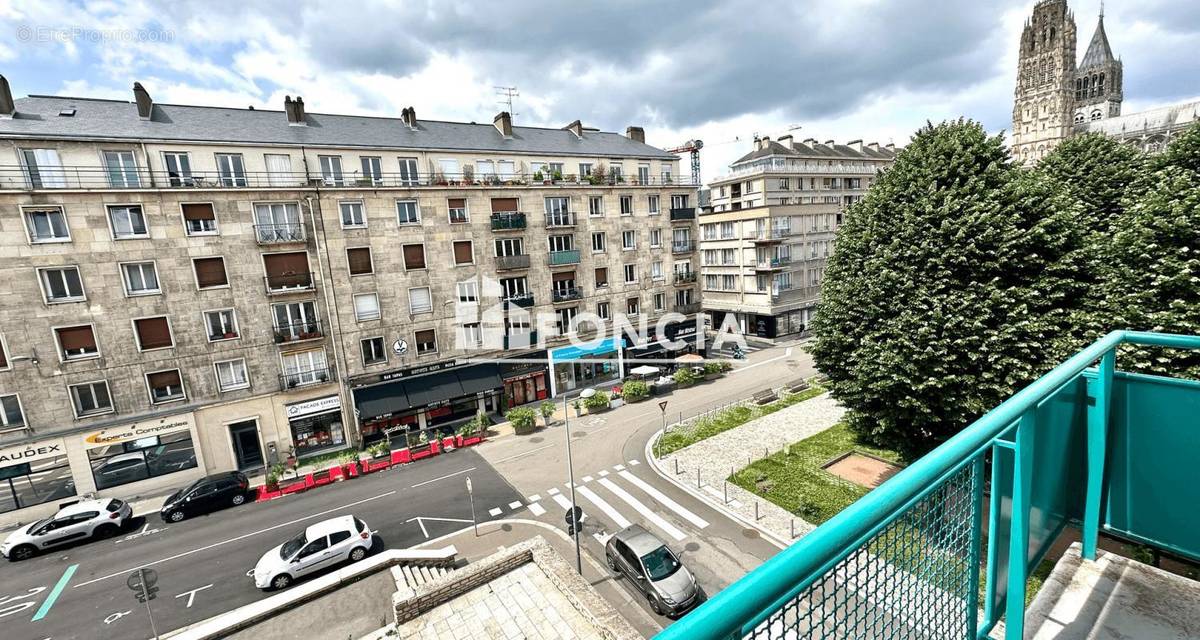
left=367, top=442, right=390, bottom=458
left=673, top=368, right=700, bottom=387
left=539, top=400, right=556, bottom=423
left=507, top=407, right=537, bottom=435
left=583, top=390, right=611, bottom=410
left=702, top=361, right=731, bottom=376
left=622, top=380, right=650, bottom=402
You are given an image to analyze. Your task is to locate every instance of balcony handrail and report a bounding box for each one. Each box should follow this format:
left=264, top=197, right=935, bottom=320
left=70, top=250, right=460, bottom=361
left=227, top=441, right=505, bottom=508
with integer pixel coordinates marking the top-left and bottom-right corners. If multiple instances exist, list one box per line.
left=0, top=165, right=703, bottom=191
left=253, top=222, right=306, bottom=243
left=273, top=319, right=323, bottom=341
left=657, top=329, right=1200, bottom=640
left=264, top=271, right=315, bottom=292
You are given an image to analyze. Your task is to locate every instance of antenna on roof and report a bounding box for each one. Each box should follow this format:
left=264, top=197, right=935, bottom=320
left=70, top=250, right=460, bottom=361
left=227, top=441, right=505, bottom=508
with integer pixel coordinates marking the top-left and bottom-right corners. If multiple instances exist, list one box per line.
left=495, top=86, right=519, bottom=122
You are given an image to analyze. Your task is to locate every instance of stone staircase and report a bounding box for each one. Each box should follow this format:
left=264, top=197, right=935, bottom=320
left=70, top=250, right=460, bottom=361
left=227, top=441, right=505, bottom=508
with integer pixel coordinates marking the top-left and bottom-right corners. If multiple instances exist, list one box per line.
left=390, top=560, right=458, bottom=601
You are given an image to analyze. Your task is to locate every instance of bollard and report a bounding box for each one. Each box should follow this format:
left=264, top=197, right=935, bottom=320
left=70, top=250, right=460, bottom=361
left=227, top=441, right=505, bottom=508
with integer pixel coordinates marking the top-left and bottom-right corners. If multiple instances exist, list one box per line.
left=755, top=500, right=760, bottom=521
left=724, top=480, right=728, bottom=504
left=764, top=446, right=768, bottom=459
left=791, top=519, right=795, bottom=539
left=674, top=457, right=680, bottom=475
left=697, top=467, right=701, bottom=489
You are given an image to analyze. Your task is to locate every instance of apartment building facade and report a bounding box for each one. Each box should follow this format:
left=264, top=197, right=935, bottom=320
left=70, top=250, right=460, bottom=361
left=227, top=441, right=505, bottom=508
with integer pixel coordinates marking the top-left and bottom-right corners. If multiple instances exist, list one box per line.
left=0, top=80, right=698, bottom=526
left=701, top=136, right=894, bottom=338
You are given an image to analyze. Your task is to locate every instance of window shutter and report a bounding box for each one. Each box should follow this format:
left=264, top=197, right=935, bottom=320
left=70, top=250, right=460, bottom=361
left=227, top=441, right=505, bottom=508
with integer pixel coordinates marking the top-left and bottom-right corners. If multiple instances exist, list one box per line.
left=448, top=198, right=466, bottom=209
left=415, top=329, right=436, bottom=346
left=490, top=198, right=519, bottom=213
left=181, top=203, right=215, bottom=221
left=194, top=257, right=228, bottom=288
left=135, top=317, right=173, bottom=350
left=452, top=241, right=473, bottom=265
left=347, top=247, right=373, bottom=275
left=552, top=271, right=575, bottom=283
left=263, top=252, right=310, bottom=277
left=403, top=245, right=426, bottom=270
left=409, top=288, right=432, bottom=311
left=147, top=370, right=181, bottom=389
left=595, top=267, right=608, bottom=284
left=57, top=326, right=96, bottom=351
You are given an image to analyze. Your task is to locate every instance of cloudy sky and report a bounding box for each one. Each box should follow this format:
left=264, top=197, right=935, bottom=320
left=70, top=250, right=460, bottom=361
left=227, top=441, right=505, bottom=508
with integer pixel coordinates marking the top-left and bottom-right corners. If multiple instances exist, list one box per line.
left=2, top=0, right=1198, bottom=181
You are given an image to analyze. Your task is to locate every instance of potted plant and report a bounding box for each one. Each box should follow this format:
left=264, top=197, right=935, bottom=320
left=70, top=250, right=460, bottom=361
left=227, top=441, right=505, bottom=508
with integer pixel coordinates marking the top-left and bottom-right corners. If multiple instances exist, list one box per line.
left=462, top=165, right=475, bottom=184
left=533, top=170, right=545, bottom=183
left=506, top=407, right=537, bottom=435
left=572, top=399, right=582, bottom=417
left=224, top=331, right=237, bottom=339
left=622, top=380, right=650, bottom=402
left=552, top=169, right=563, bottom=182
left=265, top=463, right=285, bottom=491
left=565, top=173, right=578, bottom=184
left=703, top=361, right=730, bottom=381
left=583, top=390, right=611, bottom=413
left=317, top=372, right=329, bottom=382
left=368, top=441, right=390, bottom=460
left=673, top=368, right=700, bottom=387
left=539, top=400, right=556, bottom=426
left=274, top=333, right=286, bottom=344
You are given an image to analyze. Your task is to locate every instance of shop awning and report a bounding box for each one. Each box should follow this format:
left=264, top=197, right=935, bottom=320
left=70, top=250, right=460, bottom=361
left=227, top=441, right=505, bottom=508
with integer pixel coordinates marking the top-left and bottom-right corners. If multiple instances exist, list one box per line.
left=457, top=363, right=503, bottom=396
left=404, top=370, right=466, bottom=408
left=353, top=381, right=412, bottom=421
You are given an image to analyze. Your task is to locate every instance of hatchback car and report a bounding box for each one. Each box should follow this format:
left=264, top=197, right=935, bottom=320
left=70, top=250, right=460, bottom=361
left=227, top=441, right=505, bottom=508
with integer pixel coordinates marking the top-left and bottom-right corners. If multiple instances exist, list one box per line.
left=605, top=524, right=700, bottom=616
left=2, top=497, right=132, bottom=561
left=160, top=471, right=250, bottom=523
left=252, top=515, right=373, bottom=590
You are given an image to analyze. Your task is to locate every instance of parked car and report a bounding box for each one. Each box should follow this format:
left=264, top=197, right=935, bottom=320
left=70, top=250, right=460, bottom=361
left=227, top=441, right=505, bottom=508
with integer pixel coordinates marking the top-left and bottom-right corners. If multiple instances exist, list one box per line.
left=159, top=471, right=250, bottom=523
left=252, top=515, right=373, bottom=590
left=1, top=497, right=132, bottom=561
left=605, top=524, right=700, bottom=616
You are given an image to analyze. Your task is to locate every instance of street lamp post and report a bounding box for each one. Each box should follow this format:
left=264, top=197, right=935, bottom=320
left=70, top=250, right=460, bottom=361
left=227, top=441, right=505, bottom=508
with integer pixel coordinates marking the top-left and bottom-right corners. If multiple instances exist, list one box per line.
left=565, top=387, right=595, bottom=574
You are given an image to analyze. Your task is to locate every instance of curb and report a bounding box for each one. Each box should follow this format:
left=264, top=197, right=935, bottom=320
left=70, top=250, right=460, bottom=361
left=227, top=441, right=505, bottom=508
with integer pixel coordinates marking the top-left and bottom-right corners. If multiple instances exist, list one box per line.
left=643, top=431, right=790, bottom=550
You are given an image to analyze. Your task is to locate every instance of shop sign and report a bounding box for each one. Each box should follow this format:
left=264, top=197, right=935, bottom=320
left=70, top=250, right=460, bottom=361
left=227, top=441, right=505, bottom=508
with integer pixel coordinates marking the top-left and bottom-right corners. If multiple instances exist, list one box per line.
left=671, top=323, right=699, bottom=341
left=0, top=437, right=68, bottom=464
left=83, top=413, right=195, bottom=447
left=499, top=351, right=549, bottom=378
left=285, top=395, right=342, bottom=420
left=378, top=359, right=459, bottom=383
left=550, top=337, right=621, bottom=362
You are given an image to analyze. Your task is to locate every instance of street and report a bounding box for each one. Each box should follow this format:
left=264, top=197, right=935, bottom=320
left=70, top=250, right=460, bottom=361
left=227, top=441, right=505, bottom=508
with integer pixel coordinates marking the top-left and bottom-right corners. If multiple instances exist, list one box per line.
left=1, top=341, right=814, bottom=639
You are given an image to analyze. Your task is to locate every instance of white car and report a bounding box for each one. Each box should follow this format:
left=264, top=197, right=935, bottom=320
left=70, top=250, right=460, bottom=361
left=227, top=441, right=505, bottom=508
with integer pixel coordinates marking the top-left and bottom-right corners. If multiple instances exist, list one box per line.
left=252, top=515, right=373, bottom=590
left=2, top=497, right=132, bottom=561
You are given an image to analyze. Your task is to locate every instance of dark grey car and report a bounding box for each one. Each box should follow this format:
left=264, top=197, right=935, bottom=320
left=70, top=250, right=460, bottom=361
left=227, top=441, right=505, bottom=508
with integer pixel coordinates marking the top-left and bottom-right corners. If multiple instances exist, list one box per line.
left=605, top=524, right=701, bottom=616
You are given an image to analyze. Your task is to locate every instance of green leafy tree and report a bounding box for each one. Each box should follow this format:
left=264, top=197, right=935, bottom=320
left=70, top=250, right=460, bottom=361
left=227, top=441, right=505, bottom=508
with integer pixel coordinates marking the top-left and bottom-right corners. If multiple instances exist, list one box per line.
left=1150, top=122, right=1200, bottom=177
left=810, top=120, right=1085, bottom=458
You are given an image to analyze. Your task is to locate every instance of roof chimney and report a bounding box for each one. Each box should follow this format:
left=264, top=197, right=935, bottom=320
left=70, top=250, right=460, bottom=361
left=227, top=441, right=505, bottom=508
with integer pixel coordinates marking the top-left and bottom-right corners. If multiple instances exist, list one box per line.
left=802, top=138, right=817, bottom=145
left=759, top=136, right=772, bottom=150
left=564, top=120, right=584, bottom=138
left=401, top=106, right=417, bottom=129
left=778, top=134, right=793, bottom=148
left=847, top=139, right=863, bottom=152
left=133, top=82, right=153, bottom=119
left=625, top=126, right=645, bottom=143
left=494, top=111, right=513, bottom=138
left=0, top=75, right=13, bottom=119
left=824, top=140, right=835, bottom=146
left=284, top=95, right=306, bottom=125
left=885, top=143, right=895, bottom=152
left=867, top=142, right=880, bottom=152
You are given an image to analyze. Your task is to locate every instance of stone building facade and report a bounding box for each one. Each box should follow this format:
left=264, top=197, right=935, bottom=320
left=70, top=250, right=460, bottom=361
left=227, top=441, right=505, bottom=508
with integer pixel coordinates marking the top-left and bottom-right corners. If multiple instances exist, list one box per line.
left=702, top=136, right=895, bottom=339
left=0, top=80, right=698, bottom=526
left=1012, top=1, right=1200, bottom=163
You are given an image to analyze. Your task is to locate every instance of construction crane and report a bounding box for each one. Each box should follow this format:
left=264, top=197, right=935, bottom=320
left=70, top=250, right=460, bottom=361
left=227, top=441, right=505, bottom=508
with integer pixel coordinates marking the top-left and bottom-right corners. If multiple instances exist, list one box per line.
left=665, top=139, right=704, bottom=185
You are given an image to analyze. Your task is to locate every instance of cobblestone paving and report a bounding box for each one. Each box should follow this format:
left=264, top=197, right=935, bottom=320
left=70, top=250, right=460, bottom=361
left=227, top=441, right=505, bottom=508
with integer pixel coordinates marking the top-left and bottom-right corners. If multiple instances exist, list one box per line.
left=654, top=393, right=845, bottom=543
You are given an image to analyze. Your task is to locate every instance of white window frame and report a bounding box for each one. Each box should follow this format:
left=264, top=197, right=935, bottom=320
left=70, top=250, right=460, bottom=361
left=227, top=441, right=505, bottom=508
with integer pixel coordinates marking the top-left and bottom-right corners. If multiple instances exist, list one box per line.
left=620, top=195, right=633, bottom=216
left=346, top=246, right=374, bottom=276
left=339, top=200, right=367, bottom=229
left=651, top=261, right=663, bottom=281
left=280, top=349, right=329, bottom=388
left=102, top=149, right=141, bottom=188
left=319, top=155, right=345, bottom=186
left=456, top=281, right=479, bottom=304
left=353, top=293, right=382, bottom=322
left=132, top=315, right=176, bottom=353
left=398, top=157, right=420, bottom=185
left=452, top=240, right=475, bottom=265
left=107, top=204, right=149, bottom=240
left=162, top=151, right=193, bottom=186
left=54, top=323, right=100, bottom=362
left=589, top=196, right=604, bottom=217
left=203, top=308, right=239, bottom=342
left=68, top=379, right=114, bottom=418
left=649, top=228, right=662, bottom=248
left=648, top=195, right=659, bottom=215
left=38, top=266, right=86, bottom=304
left=622, top=230, right=636, bottom=251
left=448, top=198, right=470, bottom=224
left=215, top=153, right=248, bottom=187
left=0, top=334, right=10, bottom=372
left=654, top=292, right=665, bottom=312
left=120, top=260, right=161, bottom=297
left=415, top=329, right=438, bottom=355
left=591, top=232, right=606, bottom=253
left=0, top=393, right=25, bottom=429
left=214, top=358, right=250, bottom=392
left=191, top=256, right=229, bottom=291
left=22, top=205, right=71, bottom=244
left=145, top=368, right=187, bottom=405
left=459, top=323, right=483, bottom=348
left=361, top=336, right=387, bottom=365
left=495, top=238, right=524, bottom=257
left=408, top=287, right=433, bottom=315
left=360, top=156, right=383, bottom=185
left=179, top=201, right=219, bottom=236
left=396, top=199, right=421, bottom=225
left=624, top=264, right=637, bottom=284
left=597, top=301, right=610, bottom=320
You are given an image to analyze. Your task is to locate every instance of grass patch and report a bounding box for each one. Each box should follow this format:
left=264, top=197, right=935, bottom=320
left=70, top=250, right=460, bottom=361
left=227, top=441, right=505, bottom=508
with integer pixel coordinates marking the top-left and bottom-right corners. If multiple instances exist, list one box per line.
left=297, top=448, right=354, bottom=469
left=653, top=384, right=825, bottom=457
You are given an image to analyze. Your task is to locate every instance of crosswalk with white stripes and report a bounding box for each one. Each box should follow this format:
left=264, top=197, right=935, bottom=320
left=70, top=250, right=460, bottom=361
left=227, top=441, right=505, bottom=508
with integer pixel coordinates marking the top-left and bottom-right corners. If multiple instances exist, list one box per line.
left=482, top=458, right=710, bottom=544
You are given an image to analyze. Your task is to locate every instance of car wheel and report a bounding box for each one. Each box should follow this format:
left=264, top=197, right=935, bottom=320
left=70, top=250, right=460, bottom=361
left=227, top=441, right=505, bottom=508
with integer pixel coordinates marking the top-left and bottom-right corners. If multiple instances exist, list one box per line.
left=349, top=546, right=367, bottom=562
left=231, top=493, right=247, bottom=506
left=94, top=524, right=119, bottom=539
left=606, top=553, right=619, bottom=573
left=271, top=574, right=292, bottom=590
left=649, top=597, right=664, bottom=616
left=167, top=510, right=186, bottom=523
left=8, top=545, right=36, bottom=562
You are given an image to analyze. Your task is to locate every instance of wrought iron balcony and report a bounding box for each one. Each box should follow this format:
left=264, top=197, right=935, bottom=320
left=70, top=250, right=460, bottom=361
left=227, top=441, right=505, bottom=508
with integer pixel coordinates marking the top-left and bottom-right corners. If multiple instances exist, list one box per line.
left=490, top=212, right=527, bottom=231
left=278, top=365, right=335, bottom=391
left=254, top=223, right=306, bottom=244
left=673, top=271, right=697, bottom=284
left=264, top=272, right=315, bottom=294
left=503, top=331, right=539, bottom=349
left=544, top=212, right=577, bottom=227
left=754, top=257, right=791, bottom=270
left=657, top=330, right=1200, bottom=640
left=273, top=320, right=324, bottom=345
left=503, top=293, right=535, bottom=309
left=753, top=228, right=789, bottom=243
left=495, top=254, right=531, bottom=271
left=549, top=250, right=581, bottom=266
left=669, top=207, right=696, bottom=221
left=552, top=287, right=582, bottom=303
left=671, top=242, right=695, bottom=254
left=674, top=302, right=701, bottom=315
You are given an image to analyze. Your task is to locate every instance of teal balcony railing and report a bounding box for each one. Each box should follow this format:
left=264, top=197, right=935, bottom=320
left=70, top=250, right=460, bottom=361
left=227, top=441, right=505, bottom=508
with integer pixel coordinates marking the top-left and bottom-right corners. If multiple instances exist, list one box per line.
left=658, top=330, right=1200, bottom=640
left=548, top=249, right=581, bottom=266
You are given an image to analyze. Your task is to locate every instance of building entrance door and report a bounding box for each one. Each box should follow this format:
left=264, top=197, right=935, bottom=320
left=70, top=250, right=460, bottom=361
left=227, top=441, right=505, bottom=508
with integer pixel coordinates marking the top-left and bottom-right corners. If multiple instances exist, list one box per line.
left=229, top=420, right=264, bottom=471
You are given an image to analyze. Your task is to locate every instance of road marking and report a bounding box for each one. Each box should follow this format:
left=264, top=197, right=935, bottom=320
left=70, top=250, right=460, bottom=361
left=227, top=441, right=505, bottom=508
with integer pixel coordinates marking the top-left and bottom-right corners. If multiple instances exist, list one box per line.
left=599, top=478, right=686, bottom=541
left=547, top=487, right=560, bottom=495
left=508, top=500, right=523, bottom=510
left=116, top=522, right=168, bottom=545
left=527, top=494, right=542, bottom=502
left=174, top=584, right=213, bottom=608
left=491, top=443, right=554, bottom=464
left=404, top=516, right=475, bottom=539
left=628, top=459, right=640, bottom=466
left=613, top=464, right=626, bottom=471
left=731, top=347, right=793, bottom=373
left=0, top=587, right=47, bottom=620
left=618, top=470, right=710, bottom=529
left=31, top=564, right=76, bottom=621
left=527, top=502, right=546, bottom=516
left=410, top=466, right=477, bottom=488
left=410, top=518, right=428, bottom=538
left=72, top=490, right=397, bottom=589
left=104, top=610, right=131, bottom=625
left=488, top=507, right=502, bottom=517
left=551, top=493, right=573, bottom=510
left=598, top=470, right=609, bottom=477
left=577, top=485, right=632, bottom=529
left=582, top=475, right=594, bottom=483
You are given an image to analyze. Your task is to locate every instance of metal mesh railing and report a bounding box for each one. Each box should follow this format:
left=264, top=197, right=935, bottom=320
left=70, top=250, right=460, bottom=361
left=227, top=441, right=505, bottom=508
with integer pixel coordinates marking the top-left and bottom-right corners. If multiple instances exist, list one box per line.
left=747, top=459, right=981, bottom=640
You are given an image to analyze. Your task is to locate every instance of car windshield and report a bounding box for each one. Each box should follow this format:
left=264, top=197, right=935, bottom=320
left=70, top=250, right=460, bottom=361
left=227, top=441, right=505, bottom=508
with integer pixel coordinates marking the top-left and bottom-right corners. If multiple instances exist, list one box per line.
left=28, top=517, right=53, bottom=532
left=641, top=545, right=681, bottom=581
left=279, top=532, right=307, bottom=559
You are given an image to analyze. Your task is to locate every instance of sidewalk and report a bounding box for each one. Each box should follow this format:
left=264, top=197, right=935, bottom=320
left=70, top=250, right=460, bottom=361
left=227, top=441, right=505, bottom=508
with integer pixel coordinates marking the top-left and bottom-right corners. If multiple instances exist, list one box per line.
left=649, top=393, right=845, bottom=545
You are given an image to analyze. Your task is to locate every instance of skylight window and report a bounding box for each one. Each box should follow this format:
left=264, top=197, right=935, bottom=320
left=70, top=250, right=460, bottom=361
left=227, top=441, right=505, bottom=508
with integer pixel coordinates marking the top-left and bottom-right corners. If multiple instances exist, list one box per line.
left=58, top=108, right=77, bottom=117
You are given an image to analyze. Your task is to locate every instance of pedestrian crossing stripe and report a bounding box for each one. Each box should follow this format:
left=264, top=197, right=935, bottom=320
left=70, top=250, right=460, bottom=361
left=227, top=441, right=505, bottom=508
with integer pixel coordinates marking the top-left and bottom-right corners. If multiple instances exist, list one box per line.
left=614, top=464, right=626, bottom=471
left=577, top=485, right=633, bottom=529
left=598, top=469, right=609, bottom=477
left=548, top=487, right=560, bottom=495
left=527, top=494, right=541, bottom=502
left=582, top=475, right=594, bottom=483
left=508, top=500, right=523, bottom=510
left=551, top=493, right=573, bottom=510
left=489, top=507, right=502, bottom=517
left=628, top=459, right=640, bottom=466
left=527, top=502, right=546, bottom=516
left=599, top=478, right=686, bottom=541
left=618, top=470, right=709, bottom=529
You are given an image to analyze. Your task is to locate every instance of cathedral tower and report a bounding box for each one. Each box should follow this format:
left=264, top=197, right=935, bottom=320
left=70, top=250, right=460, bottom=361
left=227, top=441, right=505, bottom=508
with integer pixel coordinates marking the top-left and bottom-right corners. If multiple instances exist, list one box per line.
left=1073, top=8, right=1123, bottom=124
left=1012, top=0, right=1077, bottom=164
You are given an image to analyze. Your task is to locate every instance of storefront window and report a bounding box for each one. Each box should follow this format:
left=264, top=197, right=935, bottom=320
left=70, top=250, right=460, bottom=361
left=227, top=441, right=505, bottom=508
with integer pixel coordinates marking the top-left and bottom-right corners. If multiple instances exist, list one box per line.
left=87, top=431, right=198, bottom=490
left=0, top=455, right=76, bottom=514
left=427, top=396, right=482, bottom=428
left=289, top=411, right=345, bottom=457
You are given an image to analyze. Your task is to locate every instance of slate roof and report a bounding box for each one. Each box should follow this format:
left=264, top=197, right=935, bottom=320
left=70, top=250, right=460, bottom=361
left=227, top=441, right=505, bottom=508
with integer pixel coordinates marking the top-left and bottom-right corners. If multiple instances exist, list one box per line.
left=1079, top=15, right=1117, bottom=69
left=1077, top=99, right=1200, bottom=137
left=731, top=139, right=897, bottom=165
left=0, top=95, right=675, bottom=159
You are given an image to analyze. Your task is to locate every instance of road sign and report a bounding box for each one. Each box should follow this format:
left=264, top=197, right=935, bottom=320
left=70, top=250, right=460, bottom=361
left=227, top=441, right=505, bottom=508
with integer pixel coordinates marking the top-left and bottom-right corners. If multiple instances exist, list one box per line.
left=126, top=568, right=157, bottom=592
left=466, top=477, right=473, bottom=494
left=658, top=400, right=669, bottom=412
left=565, top=506, right=582, bottom=526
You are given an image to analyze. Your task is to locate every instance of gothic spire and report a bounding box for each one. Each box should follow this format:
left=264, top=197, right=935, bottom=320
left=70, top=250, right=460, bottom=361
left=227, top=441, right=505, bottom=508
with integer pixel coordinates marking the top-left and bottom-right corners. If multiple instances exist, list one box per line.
left=1079, top=9, right=1116, bottom=69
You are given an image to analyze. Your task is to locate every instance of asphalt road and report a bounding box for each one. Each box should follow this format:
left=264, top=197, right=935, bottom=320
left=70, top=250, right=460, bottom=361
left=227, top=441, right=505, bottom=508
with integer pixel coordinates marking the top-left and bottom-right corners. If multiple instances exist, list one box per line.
left=1, top=448, right=522, bottom=640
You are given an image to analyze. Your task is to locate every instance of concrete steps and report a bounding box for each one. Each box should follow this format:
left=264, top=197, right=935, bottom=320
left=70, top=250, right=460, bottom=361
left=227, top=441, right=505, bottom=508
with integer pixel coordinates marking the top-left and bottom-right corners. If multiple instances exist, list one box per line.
left=390, top=561, right=456, bottom=600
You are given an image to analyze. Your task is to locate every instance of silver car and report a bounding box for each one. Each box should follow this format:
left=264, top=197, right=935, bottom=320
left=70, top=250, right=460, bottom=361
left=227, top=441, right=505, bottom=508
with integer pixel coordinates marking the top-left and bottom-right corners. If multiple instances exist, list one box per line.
left=605, top=524, right=701, bottom=616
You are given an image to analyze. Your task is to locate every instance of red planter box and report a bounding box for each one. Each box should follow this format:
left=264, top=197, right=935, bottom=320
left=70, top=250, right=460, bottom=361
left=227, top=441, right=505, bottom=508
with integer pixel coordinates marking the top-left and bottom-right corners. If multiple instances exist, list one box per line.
left=255, top=485, right=282, bottom=502
left=280, top=480, right=307, bottom=495
left=390, top=449, right=412, bottom=465
left=365, top=458, right=391, bottom=473
left=328, top=465, right=346, bottom=482
left=460, top=435, right=483, bottom=447
left=441, top=436, right=456, bottom=450
left=346, top=461, right=361, bottom=478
